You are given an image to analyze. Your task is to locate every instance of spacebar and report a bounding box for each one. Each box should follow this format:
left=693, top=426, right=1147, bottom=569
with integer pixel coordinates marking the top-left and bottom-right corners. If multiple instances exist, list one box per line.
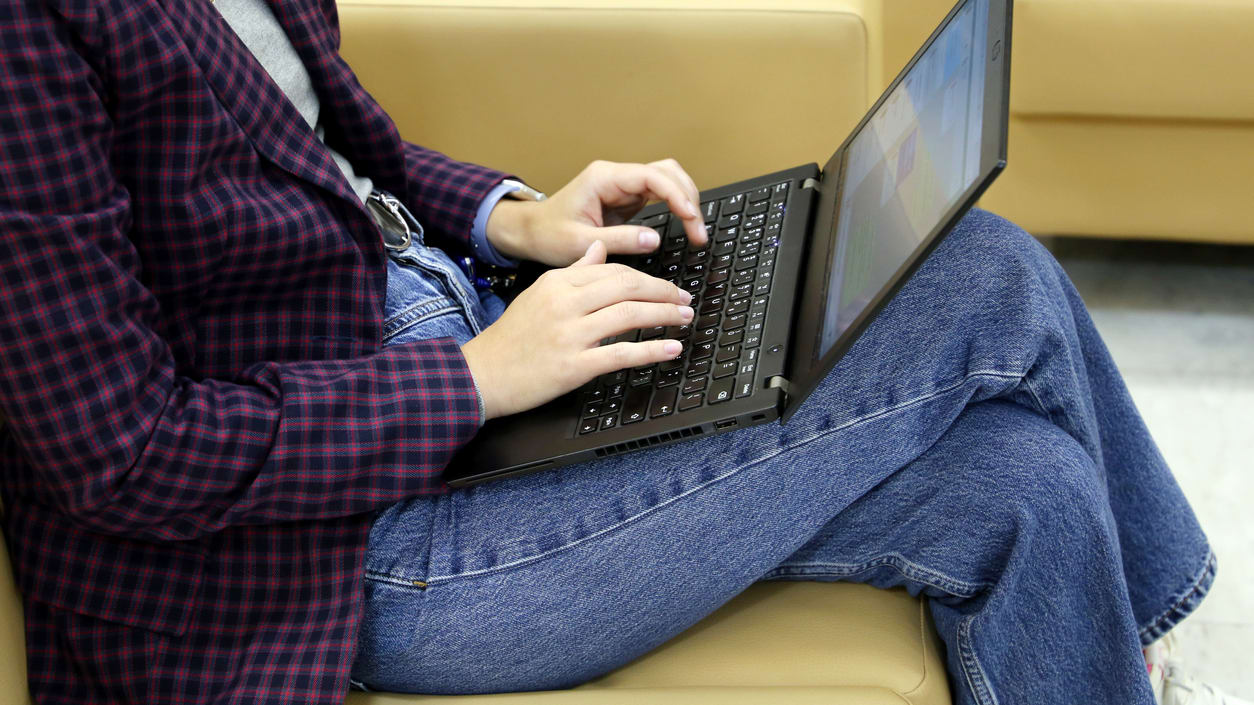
left=621, top=385, right=652, bottom=424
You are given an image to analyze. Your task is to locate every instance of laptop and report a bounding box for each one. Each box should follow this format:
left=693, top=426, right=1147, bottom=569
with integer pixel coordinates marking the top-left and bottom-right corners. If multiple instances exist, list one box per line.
left=446, top=0, right=1012, bottom=486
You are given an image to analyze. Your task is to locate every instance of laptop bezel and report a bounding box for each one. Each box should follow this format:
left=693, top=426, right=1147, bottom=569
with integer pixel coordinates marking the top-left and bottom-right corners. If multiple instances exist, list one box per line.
left=779, top=0, right=1012, bottom=423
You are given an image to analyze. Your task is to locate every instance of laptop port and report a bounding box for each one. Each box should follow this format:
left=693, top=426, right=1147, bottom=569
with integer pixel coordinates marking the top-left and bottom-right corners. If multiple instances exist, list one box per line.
left=716, top=418, right=738, bottom=430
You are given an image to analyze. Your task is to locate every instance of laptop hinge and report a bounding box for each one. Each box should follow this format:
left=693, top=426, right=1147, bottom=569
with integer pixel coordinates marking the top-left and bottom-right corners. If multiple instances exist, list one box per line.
left=802, top=177, right=821, bottom=193
left=767, top=375, right=792, bottom=406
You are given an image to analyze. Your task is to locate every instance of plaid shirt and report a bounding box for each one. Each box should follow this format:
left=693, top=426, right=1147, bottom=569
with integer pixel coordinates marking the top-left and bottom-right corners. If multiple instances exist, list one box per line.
left=0, top=0, right=509, bottom=701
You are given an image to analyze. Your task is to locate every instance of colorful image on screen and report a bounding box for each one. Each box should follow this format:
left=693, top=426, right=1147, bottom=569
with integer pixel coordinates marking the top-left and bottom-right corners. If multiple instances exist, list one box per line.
left=818, top=0, right=988, bottom=358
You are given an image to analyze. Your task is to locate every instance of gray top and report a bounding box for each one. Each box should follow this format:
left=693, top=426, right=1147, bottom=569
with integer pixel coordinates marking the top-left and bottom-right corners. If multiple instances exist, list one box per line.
left=214, top=0, right=375, bottom=204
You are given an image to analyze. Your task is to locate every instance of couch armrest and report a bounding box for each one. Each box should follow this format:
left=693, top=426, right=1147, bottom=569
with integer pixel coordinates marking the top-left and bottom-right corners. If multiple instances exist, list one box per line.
left=338, top=0, right=882, bottom=191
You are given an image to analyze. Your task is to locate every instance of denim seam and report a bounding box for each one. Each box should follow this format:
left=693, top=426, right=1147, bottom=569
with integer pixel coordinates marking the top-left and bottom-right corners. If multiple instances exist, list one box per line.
left=377, top=368, right=1029, bottom=588
left=763, top=555, right=991, bottom=598
left=382, top=302, right=461, bottom=344
left=1137, top=547, right=1216, bottom=645
left=958, top=615, right=1000, bottom=705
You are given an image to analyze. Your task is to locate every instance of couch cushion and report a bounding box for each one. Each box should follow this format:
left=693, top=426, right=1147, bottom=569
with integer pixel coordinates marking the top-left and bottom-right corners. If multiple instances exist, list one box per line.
left=337, top=0, right=881, bottom=192
left=0, top=522, right=32, bottom=705
left=348, top=582, right=950, bottom=704
left=1012, top=0, right=1254, bottom=121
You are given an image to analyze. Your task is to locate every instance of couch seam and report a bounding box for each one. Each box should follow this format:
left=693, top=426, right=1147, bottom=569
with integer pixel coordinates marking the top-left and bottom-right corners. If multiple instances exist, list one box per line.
left=900, top=596, right=931, bottom=700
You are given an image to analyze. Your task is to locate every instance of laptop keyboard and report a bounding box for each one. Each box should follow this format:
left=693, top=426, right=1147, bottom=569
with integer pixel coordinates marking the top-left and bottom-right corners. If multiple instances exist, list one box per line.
left=577, top=181, right=789, bottom=435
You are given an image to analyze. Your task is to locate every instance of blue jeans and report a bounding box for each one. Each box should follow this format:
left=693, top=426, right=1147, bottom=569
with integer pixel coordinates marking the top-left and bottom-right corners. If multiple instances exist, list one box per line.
left=354, top=209, right=1214, bottom=705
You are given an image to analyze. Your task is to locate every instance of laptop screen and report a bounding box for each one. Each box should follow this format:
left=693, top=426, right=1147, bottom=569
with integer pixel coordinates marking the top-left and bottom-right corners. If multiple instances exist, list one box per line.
left=817, top=0, right=989, bottom=359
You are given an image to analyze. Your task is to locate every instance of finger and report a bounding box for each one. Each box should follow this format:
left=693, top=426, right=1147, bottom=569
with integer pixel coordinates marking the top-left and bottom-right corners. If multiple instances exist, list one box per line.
left=581, top=300, right=694, bottom=344
left=581, top=339, right=684, bottom=377
left=572, top=239, right=607, bottom=267
left=650, top=159, right=701, bottom=219
left=577, top=267, right=691, bottom=312
left=599, top=163, right=703, bottom=241
left=648, top=160, right=707, bottom=248
left=579, top=224, right=663, bottom=256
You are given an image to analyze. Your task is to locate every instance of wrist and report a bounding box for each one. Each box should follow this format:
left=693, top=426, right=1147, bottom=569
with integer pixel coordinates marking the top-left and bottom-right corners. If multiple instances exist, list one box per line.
left=484, top=198, right=539, bottom=261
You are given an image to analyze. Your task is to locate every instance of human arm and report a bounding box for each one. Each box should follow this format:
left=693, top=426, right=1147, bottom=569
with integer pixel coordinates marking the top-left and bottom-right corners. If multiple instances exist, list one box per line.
left=0, top=1, right=482, bottom=542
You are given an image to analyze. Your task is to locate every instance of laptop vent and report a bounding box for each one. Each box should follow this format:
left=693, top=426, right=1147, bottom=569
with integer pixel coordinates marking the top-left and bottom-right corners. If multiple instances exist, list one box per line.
left=595, top=425, right=706, bottom=458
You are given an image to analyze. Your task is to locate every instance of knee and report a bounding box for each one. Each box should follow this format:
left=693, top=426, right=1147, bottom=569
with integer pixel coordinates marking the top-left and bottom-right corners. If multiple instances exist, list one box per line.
left=945, top=402, right=1110, bottom=538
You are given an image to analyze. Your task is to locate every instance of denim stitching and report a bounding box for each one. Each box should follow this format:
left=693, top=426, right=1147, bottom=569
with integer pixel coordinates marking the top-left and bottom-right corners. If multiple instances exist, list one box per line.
left=382, top=302, right=461, bottom=344
left=763, top=554, right=992, bottom=598
left=958, top=615, right=1000, bottom=705
left=1137, top=548, right=1216, bottom=645
left=380, top=368, right=1031, bottom=587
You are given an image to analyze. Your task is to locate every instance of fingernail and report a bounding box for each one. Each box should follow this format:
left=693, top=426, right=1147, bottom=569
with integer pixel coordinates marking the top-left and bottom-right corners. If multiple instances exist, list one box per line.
left=663, top=340, right=682, bottom=356
left=638, top=229, right=659, bottom=249
left=678, top=289, right=692, bottom=304
left=687, top=201, right=700, bottom=218
left=677, top=305, right=694, bottom=321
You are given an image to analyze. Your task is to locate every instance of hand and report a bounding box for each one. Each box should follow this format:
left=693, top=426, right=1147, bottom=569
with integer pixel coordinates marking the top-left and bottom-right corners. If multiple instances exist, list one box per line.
left=486, top=159, right=708, bottom=267
left=460, top=240, right=694, bottom=420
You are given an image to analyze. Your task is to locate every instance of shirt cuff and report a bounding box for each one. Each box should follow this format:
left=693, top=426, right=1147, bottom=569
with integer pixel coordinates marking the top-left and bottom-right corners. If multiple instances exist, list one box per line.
left=470, top=182, right=523, bottom=268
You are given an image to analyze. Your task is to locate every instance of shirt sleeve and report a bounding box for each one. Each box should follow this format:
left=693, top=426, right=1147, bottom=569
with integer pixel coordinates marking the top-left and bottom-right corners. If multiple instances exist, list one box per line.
left=469, top=181, right=523, bottom=268
left=400, top=141, right=516, bottom=252
left=0, top=1, right=483, bottom=543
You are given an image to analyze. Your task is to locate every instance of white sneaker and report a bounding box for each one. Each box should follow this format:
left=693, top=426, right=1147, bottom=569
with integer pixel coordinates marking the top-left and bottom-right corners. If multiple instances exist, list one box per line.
left=1162, top=665, right=1254, bottom=705
left=1143, top=632, right=1253, bottom=705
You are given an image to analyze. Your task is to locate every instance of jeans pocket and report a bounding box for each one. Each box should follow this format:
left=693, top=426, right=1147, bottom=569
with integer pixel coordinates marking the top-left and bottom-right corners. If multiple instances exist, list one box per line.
left=383, top=258, right=478, bottom=346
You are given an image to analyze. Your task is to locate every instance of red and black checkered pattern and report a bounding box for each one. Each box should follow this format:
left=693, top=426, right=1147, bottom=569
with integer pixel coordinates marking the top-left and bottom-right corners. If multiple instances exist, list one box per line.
left=0, top=0, right=509, bottom=701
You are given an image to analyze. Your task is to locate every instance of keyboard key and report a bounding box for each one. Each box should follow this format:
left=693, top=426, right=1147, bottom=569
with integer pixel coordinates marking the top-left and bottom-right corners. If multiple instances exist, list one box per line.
left=743, top=331, right=762, bottom=348
left=725, top=300, right=749, bottom=317
left=605, top=370, right=628, bottom=384
left=731, top=269, right=754, bottom=287
left=767, top=209, right=785, bottom=224
left=659, top=358, right=685, bottom=373
left=713, top=360, right=737, bottom=379
left=693, top=326, right=718, bottom=344
left=687, top=359, right=712, bottom=378
left=737, top=242, right=761, bottom=258
left=716, top=344, right=740, bottom=363
left=744, top=347, right=760, bottom=364
left=621, top=385, right=652, bottom=424
left=629, top=367, right=654, bottom=386
left=665, top=324, right=691, bottom=339
left=585, top=387, right=605, bottom=402
left=739, top=360, right=756, bottom=376
left=734, top=256, right=758, bottom=271
left=699, top=297, right=725, bottom=315
left=643, top=212, right=669, bottom=228
left=746, top=200, right=768, bottom=216
left=679, top=391, right=704, bottom=411
left=600, top=414, right=619, bottom=430
left=712, top=253, right=734, bottom=270
left=716, top=213, right=742, bottom=229
left=709, top=377, right=735, bottom=404
left=650, top=386, right=679, bottom=418
left=719, top=193, right=745, bottom=215
left=744, top=213, right=766, bottom=229
left=686, top=262, right=706, bottom=277
left=603, top=398, right=622, bottom=414
left=751, top=294, right=770, bottom=309
left=658, top=367, right=682, bottom=387
left=765, top=222, right=783, bottom=239
left=719, top=328, right=744, bottom=347
left=748, top=308, right=766, bottom=323
left=691, top=341, right=715, bottom=360
left=771, top=182, right=789, bottom=201
left=713, top=240, right=737, bottom=256
left=605, top=383, right=626, bottom=399
left=749, top=186, right=771, bottom=203
left=715, top=227, right=739, bottom=243
left=685, top=249, right=709, bottom=265
left=708, top=267, right=731, bottom=285
left=695, top=313, right=720, bottom=329
left=729, top=283, right=753, bottom=301
left=583, top=402, right=602, bottom=417
left=702, top=200, right=719, bottom=223
left=735, top=376, right=755, bottom=398
left=741, top=227, right=763, bottom=243
left=723, top=312, right=747, bottom=330
left=579, top=419, right=599, bottom=434
left=754, top=279, right=771, bottom=295
left=682, top=376, right=708, bottom=394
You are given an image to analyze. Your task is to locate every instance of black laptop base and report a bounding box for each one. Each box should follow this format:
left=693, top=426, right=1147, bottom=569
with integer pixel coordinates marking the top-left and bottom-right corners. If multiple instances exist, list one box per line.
left=444, top=164, right=821, bottom=487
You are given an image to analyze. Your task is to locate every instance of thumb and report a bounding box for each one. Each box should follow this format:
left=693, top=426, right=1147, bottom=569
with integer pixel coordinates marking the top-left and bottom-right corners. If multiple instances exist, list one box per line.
left=581, top=224, right=662, bottom=256
left=572, top=239, right=607, bottom=267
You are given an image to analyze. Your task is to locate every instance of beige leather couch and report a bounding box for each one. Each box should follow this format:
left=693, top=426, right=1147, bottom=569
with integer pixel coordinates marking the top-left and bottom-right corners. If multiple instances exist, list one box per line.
left=0, top=2, right=954, bottom=703
left=885, top=0, right=1254, bottom=244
